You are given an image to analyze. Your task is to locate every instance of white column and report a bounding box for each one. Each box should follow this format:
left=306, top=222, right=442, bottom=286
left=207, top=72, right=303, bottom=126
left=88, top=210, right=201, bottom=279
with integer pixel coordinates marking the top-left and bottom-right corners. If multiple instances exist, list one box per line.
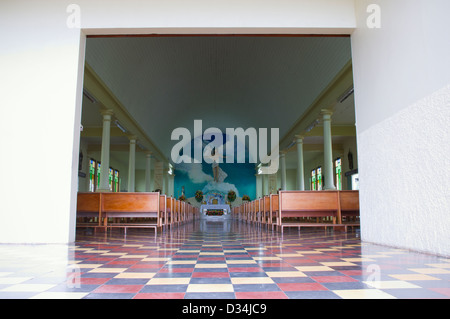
left=280, top=151, right=287, bottom=190
left=145, top=152, right=153, bottom=192
left=168, top=173, right=175, bottom=197
left=127, top=136, right=136, bottom=192
left=162, top=168, right=167, bottom=195
left=255, top=174, right=262, bottom=198
left=295, top=135, right=305, bottom=190
left=263, top=173, right=269, bottom=196
left=322, top=110, right=336, bottom=190
left=97, top=109, right=113, bottom=192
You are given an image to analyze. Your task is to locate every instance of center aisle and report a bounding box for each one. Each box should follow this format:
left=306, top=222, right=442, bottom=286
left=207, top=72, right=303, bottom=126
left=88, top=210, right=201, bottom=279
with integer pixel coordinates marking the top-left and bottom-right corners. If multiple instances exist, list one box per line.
left=71, top=218, right=450, bottom=300
left=74, top=219, right=368, bottom=299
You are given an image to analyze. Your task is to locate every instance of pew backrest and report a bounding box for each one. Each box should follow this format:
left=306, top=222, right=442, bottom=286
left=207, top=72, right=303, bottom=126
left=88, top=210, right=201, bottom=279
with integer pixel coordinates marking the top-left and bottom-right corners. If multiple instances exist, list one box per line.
left=77, top=193, right=101, bottom=215
left=338, top=191, right=359, bottom=211
left=270, top=194, right=279, bottom=212
left=101, top=192, right=159, bottom=213
left=279, top=191, right=339, bottom=212
left=264, top=196, right=270, bottom=213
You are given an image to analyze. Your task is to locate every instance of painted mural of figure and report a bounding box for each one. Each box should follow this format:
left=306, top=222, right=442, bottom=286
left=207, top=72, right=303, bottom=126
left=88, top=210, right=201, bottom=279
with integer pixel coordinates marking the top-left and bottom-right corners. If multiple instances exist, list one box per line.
left=209, top=148, right=228, bottom=183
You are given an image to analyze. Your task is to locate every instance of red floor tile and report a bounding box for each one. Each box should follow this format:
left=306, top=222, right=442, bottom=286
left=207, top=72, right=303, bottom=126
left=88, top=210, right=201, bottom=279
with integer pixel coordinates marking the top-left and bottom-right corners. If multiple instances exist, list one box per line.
left=192, top=272, right=230, bottom=278
left=430, top=288, right=450, bottom=298
left=134, top=293, right=185, bottom=299
left=159, top=267, right=193, bottom=273
left=235, top=291, right=288, bottom=299
left=277, top=282, right=327, bottom=291
left=107, top=260, right=139, bottom=265
left=131, top=263, right=164, bottom=269
left=80, top=277, right=110, bottom=285
left=172, top=255, right=198, bottom=259
left=198, top=258, right=225, bottom=262
left=311, top=276, right=358, bottom=283
left=228, top=267, right=263, bottom=272
left=93, top=285, right=144, bottom=294
left=339, top=270, right=363, bottom=276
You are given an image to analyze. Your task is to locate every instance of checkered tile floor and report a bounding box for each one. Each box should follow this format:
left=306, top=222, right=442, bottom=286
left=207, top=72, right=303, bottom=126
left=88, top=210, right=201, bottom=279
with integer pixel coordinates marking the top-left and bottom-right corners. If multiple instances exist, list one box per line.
left=0, top=219, right=449, bottom=299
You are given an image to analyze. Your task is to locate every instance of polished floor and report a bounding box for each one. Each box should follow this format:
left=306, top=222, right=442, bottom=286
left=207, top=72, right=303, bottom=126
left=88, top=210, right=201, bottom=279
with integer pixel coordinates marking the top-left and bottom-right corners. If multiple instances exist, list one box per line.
left=0, top=219, right=449, bottom=299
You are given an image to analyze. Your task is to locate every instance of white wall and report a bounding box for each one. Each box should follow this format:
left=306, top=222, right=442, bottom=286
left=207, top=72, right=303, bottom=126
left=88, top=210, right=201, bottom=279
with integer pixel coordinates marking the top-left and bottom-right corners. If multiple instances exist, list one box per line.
left=0, top=1, right=84, bottom=243
left=352, top=0, right=450, bottom=256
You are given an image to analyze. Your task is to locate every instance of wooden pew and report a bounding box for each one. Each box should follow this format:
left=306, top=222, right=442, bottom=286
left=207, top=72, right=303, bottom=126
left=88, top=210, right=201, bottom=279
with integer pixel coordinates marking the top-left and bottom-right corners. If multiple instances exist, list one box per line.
left=167, top=195, right=173, bottom=226
left=337, top=190, right=359, bottom=229
left=76, top=192, right=102, bottom=226
left=269, top=194, right=279, bottom=230
left=174, top=199, right=181, bottom=224
left=262, top=196, right=270, bottom=227
left=277, top=191, right=360, bottom=234
left=185, top=203, right=190, bottom=222
left=101, top=192, right=162, bottom=237
left=277, top=191, right=339, bottom=234
left=77, top=192, right=205, bottom=235
left=339, top=190, right=360, bottom=225
left=255, top=198, right=263, bottom=225
left=159, top=194, right=168, bottom=228
left=251, top=200, right=256, bottom=223
left=181, top=201, right=186, bottom=223
left=76, top=192, right=101, bottom=219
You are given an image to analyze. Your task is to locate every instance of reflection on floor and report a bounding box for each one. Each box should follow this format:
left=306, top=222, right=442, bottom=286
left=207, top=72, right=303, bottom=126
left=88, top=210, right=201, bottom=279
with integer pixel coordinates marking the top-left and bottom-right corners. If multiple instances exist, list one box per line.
left=0, top=219, right=449, bottom=299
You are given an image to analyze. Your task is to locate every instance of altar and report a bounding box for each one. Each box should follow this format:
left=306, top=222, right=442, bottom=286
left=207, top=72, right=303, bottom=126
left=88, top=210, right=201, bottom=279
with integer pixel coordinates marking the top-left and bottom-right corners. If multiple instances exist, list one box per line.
left=200, top=192, right=231, bottom=217
left=200, top=204, right=231, bottom=217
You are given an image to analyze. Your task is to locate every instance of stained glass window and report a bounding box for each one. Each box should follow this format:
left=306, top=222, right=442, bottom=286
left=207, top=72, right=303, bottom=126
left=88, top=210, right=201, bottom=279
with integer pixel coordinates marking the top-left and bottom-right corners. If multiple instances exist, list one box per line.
left=316, top=167, right=322, bottom=190
left=109, top=167, right=114, bottom=191
left=89, top=159, right=96, bottom=192
left=88, top=158, right=120, bottom=192
left=96, top=162, right=101, bottom=190
left=335, top=158, right=342, bottom=190
left=311, top=169, right=316, bottom=190
left=114, top=170, right=120, bottom=192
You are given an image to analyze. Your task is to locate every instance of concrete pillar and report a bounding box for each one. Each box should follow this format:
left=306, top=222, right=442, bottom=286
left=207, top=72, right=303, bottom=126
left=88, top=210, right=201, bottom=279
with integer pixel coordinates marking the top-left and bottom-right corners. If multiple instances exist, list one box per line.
left=97, top=109, right=113, bottom=192
left=263, top=173, right=269, bottom=196
left=145, top=152, right=153, bottom=192
left=280, top=151, right=287, bottom=190
left=255, top=173, right=262, bottom=198
left=127, top=136, right=136, bottom=192
left=322, top=110, right=336, bottom=190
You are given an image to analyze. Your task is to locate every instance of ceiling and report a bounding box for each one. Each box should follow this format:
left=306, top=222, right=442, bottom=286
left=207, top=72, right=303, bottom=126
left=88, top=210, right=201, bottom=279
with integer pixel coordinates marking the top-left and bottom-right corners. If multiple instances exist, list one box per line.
left=81, top=35, right=355, bottom=170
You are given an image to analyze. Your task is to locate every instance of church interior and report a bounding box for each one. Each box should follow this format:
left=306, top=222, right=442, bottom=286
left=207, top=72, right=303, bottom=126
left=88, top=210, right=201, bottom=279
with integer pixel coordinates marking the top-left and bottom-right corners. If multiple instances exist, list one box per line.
left=1, top=0, right=449, bottom=301
left=60, top=35, right=449, bottom=299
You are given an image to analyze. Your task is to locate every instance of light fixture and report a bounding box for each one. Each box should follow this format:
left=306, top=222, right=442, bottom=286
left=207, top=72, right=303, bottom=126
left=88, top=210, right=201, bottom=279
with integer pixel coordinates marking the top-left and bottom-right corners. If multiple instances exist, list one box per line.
left=83, top=89, right=97, bottom=103
left=305, top=119, right=319, bottom=132
left=115, top=120, right=127, bottom=133
left=137, top=141, right=145, bottom=150
left=338, top=87, right=354, bottom=103
left=286, top=141, right=296, bottom=149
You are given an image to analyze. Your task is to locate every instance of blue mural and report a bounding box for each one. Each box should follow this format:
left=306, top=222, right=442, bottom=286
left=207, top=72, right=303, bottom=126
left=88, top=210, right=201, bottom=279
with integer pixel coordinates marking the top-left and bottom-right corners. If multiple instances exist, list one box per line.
left=172, top=133, right=256, bottom=202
